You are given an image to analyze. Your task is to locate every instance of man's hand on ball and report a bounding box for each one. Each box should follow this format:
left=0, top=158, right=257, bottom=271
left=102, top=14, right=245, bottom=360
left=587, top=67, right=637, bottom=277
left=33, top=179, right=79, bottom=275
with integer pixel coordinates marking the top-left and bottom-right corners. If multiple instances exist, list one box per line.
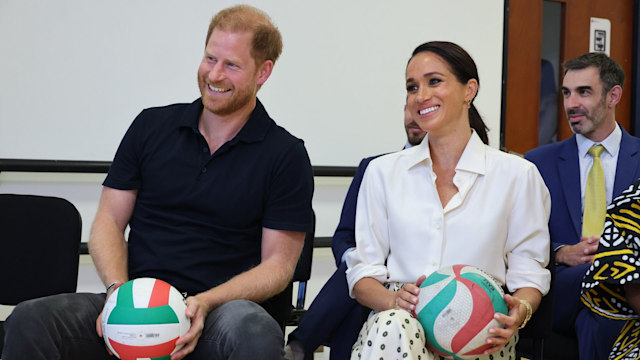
left=96, top=281, right=123, bottom=356
left=95, top=310, right=115, bottom=356
left=171, top=295, right=209, bottom=360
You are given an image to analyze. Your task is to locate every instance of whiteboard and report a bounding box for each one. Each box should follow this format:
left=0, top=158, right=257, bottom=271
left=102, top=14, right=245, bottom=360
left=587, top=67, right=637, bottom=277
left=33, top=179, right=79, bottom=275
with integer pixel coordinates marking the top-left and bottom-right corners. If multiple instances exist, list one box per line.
left=0, top=0, right=505, bottom=166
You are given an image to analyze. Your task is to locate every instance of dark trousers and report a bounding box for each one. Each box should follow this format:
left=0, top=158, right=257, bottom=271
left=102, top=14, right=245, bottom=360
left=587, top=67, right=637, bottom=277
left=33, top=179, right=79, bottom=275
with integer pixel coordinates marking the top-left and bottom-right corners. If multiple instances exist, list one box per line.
left=553, top=263, right=591, bottom=334
left=288, top=261, right=366, bottom=360
left=575, top=307, right=625, bottom=360
left=2, top=293, right=284, bottom=360
left=554, top=263, right=626, bottom=359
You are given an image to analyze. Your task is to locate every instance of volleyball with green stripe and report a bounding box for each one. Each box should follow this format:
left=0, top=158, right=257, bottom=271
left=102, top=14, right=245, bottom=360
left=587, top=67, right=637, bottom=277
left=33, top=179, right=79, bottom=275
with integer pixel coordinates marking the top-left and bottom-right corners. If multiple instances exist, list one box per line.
left=101, top=278, right=190, bottom=360
left=415, top=265, right=508, bottom=359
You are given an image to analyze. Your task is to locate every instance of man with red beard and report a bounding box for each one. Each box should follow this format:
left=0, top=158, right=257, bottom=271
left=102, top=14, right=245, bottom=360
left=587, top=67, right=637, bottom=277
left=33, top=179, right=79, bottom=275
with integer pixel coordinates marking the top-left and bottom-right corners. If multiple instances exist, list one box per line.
left=525, top=52, right=640, bottom=359
left=2, top=5, right=313, bottom=360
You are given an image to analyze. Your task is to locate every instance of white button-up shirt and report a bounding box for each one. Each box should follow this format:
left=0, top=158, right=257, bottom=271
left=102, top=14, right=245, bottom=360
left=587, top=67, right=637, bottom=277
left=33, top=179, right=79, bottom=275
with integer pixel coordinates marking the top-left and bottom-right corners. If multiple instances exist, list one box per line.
left=346, top=132, right=551, bottom=296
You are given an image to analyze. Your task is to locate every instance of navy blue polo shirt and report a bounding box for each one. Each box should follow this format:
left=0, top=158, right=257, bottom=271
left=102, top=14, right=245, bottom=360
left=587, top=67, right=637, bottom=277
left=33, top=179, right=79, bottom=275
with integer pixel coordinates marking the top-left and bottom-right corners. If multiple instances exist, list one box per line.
left=103, top=98, right=314, bottom=296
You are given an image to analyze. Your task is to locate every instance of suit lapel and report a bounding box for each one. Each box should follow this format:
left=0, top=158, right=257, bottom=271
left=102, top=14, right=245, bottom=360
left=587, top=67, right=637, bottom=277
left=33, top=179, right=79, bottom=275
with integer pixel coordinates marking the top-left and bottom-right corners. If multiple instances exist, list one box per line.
left=613, top=128, right=640, bottom=196
left=558, top=137, right=582, bottom=238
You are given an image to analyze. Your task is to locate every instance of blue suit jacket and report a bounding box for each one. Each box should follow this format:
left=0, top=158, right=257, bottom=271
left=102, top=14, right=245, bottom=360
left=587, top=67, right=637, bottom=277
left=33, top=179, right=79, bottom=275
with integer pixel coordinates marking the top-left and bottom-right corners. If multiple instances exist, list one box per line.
left=525, top=126, right=640, bottom=333
left=331, top=155, right=382, bottom=266
left=525, top=127, right=640, bottom=251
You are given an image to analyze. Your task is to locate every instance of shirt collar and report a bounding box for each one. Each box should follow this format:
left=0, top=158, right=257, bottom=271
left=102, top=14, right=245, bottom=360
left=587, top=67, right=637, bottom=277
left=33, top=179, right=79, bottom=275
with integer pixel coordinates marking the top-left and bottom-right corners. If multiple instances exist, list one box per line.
left=576, top=123, right=621, bottom=159
left=179, top=98, right=272, bottom=144
left=456, top=131, right=486, bottom=175
left=406, top=130, right=486, bottom=175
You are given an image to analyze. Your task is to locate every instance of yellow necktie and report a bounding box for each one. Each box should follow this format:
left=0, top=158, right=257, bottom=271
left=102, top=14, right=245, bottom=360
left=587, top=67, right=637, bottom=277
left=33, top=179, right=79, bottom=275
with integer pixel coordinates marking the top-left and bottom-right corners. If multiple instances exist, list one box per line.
left=582, top=145, right=606, bottom=237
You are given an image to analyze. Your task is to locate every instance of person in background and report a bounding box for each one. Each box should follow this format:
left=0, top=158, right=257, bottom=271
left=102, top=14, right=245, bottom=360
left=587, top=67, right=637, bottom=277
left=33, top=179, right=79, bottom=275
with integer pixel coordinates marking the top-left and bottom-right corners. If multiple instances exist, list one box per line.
left=539, top=59, right=558, bottom=145
left=346, top=41, right=550, bottom=359
left=581, top=178, right=640, bottom=359
left=2, top=5, right=313, bottom=360
left=525, top=52, right=640, bottom=360
left=285, top=105, right=427, bottom=360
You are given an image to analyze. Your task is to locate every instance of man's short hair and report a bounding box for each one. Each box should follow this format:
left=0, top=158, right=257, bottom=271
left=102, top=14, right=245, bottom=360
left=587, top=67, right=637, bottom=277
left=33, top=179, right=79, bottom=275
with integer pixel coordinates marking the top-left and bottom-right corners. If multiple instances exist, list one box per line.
left=206, top=5, right=283, bottom=65
left=563, top=52, right=625, bottom=94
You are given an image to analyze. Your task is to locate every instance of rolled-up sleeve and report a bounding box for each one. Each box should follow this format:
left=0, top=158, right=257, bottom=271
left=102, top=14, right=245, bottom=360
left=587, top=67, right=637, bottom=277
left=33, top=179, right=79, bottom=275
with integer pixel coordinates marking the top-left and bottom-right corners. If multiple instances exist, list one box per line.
left=505, top=163, right=552, bottom=295
left=345, top=161, right=390, bottom=297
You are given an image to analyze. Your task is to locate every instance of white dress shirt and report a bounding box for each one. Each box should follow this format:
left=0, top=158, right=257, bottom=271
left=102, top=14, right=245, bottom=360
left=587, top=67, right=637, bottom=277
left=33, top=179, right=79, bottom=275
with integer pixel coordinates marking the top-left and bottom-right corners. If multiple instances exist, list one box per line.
left=346, top=131, right=551, bottom=297
left=340, top=142, right=417, bottom=264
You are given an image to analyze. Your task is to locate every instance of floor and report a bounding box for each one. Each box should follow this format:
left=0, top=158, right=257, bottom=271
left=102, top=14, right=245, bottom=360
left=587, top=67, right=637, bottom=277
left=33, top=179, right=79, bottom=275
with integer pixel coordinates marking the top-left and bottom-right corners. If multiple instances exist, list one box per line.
left=284, top=326, right=331, bottom=359
left=312, top=347, right=331, bottom=359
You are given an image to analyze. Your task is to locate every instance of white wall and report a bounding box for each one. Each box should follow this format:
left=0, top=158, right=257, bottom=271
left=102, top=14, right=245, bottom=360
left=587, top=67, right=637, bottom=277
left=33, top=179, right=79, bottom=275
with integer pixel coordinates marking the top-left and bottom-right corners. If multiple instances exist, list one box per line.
left=0, top=0, right=505, bottom=166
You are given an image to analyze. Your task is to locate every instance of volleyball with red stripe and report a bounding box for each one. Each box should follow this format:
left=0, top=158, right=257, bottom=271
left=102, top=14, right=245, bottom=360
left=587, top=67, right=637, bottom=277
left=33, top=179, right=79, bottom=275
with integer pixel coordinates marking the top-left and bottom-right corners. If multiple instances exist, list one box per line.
left=101, top=278, right=190, bottom=360
left=415, top=265, right=508, bottom=359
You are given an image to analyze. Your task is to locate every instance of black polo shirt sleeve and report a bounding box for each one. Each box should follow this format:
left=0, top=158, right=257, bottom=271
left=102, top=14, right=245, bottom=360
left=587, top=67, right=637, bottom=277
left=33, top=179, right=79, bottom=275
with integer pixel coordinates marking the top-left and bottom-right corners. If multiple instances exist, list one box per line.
left=262, top=139, right=314, bottom=233
left=103, top=110, right=146, bottom=191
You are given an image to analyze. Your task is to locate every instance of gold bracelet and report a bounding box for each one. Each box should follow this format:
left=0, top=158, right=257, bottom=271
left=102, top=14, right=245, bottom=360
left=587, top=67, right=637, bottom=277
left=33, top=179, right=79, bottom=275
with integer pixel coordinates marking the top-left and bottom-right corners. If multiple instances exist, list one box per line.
left=518, top=299, right=532, bottom=329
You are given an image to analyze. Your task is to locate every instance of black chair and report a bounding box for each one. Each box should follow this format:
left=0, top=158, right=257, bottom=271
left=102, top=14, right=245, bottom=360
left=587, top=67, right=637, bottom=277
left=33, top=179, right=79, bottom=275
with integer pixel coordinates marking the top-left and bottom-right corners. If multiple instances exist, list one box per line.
left=516, top=246, right=579, bottom=360
left=286, top=212, right=316, bottom=328
left=0, top=194, right=82, bottom=354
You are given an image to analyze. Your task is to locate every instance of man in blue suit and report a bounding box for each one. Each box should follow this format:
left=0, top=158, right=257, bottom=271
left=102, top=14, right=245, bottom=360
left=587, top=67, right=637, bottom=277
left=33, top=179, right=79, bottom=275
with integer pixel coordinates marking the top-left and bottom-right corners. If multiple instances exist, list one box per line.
left=525, top=52, right=640, bottom=360
left=284, top=106, right=427, bottom=360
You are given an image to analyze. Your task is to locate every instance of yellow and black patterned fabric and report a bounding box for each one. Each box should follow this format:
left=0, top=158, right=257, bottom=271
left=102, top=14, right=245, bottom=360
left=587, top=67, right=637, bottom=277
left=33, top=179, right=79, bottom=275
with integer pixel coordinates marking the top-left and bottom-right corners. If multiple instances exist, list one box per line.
left=582, top=179, right=640, bottom=359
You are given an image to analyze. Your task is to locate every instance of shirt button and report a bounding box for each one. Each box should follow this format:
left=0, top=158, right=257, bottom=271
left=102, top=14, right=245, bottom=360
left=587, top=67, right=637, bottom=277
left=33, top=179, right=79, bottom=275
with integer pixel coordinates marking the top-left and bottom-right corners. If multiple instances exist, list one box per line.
left=202, top=147, right=208, bottom=153
left=201, top=168, right=207, bottom=173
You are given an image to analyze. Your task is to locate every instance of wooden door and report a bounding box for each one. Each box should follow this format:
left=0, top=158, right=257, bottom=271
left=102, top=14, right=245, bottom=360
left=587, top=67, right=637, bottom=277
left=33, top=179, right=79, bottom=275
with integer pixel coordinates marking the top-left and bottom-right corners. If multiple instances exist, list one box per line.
left=503, top=0, right=634, bottom=154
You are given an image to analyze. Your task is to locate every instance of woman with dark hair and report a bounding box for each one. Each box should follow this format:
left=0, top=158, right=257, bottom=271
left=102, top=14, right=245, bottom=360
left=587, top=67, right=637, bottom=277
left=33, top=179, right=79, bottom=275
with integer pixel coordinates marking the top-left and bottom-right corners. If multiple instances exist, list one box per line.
left=345, top=41, right=551, bottom=359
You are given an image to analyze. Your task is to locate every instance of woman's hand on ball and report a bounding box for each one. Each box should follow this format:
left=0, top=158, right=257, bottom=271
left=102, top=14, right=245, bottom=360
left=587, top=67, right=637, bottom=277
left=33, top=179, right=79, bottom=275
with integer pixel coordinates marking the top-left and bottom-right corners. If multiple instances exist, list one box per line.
left=393, top=275, right=426, bottom=313
left=483, top=294, right=521, bottom=354
left=171, top=295, right=209, bottom=360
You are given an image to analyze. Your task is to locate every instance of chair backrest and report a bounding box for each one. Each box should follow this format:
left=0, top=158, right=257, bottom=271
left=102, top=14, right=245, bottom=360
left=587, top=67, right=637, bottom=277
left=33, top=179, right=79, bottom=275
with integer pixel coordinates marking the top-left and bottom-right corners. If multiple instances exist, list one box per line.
left=0, top=194, right=82, bottom=305
left=293, top=211, right=316, bottom=283
left=281, top=211, right=316, bottom=328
